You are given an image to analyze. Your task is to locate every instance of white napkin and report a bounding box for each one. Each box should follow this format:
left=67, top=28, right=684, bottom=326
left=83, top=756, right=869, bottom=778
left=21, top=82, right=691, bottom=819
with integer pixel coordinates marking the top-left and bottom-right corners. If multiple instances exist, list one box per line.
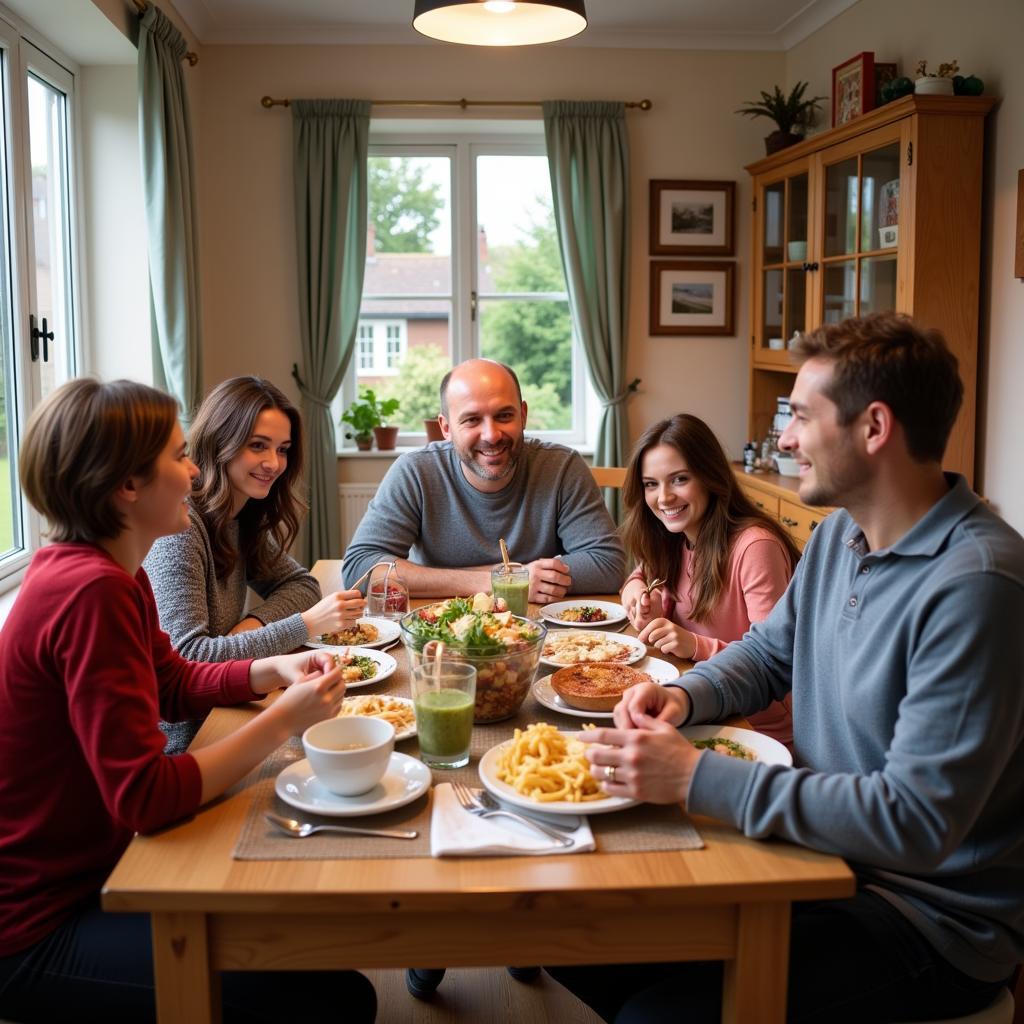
left=430, top=783, right=595, bottom=857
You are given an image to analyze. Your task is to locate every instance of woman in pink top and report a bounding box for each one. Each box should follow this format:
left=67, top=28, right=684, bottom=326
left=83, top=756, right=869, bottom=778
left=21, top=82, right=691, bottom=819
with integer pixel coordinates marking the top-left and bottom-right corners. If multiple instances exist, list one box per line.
left=620, top=414, right=799, bottom=743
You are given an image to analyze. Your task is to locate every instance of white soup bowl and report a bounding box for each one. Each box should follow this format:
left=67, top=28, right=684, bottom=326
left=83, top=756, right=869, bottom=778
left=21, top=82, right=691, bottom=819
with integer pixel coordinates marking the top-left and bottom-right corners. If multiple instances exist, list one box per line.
left=302, top=716, right=395, bottom=796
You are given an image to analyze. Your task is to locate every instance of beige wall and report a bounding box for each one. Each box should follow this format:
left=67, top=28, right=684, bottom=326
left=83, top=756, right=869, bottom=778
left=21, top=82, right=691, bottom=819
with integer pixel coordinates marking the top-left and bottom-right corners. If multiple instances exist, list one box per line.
left=785, top=0, right=1024, bottom=531
left=196, top=44, right=784, bottom=471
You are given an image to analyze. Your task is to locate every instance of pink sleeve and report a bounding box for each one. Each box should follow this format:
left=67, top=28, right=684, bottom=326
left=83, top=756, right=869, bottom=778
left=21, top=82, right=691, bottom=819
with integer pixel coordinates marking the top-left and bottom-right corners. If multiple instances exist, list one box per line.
left=690, top=537, right=792, bottom=662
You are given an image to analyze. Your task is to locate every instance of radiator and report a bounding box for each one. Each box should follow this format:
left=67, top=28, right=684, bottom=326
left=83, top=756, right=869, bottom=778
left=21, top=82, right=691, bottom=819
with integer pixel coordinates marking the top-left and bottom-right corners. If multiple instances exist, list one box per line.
left=338, top=483, right=377, bottom=551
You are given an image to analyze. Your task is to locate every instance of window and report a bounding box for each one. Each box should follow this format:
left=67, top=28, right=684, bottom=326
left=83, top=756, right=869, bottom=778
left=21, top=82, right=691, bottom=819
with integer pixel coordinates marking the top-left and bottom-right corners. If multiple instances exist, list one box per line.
left=337, top=124, right=594, bottom=449
left=0, top=18, right=80, bottom=586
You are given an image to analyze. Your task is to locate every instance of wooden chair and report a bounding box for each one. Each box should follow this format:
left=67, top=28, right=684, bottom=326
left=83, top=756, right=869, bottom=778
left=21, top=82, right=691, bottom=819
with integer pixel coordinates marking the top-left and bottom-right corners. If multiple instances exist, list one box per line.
left=590, top=465, right=627, bottom=489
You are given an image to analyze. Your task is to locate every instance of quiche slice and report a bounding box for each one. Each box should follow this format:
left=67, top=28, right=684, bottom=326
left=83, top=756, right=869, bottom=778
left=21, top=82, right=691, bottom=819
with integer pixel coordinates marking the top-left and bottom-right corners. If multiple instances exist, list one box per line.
left=550, top=662, right=654, bottom=712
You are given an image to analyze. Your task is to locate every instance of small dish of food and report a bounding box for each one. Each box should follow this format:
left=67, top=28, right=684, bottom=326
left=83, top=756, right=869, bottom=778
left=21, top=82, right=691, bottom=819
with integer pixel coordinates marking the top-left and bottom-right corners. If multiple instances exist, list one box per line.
left=307, top=616, right=401, bottom=650
left=541, top=600, right=627, bottom=629
left=302, top=646, right=398, bottom=689
left=680, top=725, right=792, bottom=766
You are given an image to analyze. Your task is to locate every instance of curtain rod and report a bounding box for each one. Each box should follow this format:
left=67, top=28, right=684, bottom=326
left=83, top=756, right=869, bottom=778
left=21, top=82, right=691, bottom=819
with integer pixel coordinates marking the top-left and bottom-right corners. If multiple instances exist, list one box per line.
left=131, top=0, right=199, bottom=65
left=260, top=95, right=652, bottom=111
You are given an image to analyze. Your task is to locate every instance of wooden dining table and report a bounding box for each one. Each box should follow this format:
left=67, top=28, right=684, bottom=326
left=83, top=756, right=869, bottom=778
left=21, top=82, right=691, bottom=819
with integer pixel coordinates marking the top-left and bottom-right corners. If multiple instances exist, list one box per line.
left=102, top=563, right=854, bottom=1023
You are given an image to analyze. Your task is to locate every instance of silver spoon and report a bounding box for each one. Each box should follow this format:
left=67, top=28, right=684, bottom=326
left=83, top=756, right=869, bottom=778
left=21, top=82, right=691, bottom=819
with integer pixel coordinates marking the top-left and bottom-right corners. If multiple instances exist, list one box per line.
left=266, top=812, right=418, bottom=840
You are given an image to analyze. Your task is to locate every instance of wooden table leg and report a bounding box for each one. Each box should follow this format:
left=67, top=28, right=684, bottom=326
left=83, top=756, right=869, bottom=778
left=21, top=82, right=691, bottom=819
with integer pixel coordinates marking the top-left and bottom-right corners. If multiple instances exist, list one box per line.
left=151, top=912, right=221, bottom=1024
left=721, top=902, right=790, bottom=1024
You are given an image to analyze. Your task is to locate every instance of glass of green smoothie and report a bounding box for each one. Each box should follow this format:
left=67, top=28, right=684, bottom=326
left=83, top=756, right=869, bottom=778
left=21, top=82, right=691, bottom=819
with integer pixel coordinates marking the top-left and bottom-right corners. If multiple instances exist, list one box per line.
left=410, top=660, right=477, bottom=769
left=490, top=562, right=530, bottom=617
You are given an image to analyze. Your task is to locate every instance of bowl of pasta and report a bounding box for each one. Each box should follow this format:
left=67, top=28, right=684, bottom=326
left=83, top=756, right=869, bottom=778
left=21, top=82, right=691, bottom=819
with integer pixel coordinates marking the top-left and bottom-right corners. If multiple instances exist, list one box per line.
left=400, top=594, right=547, bottom=723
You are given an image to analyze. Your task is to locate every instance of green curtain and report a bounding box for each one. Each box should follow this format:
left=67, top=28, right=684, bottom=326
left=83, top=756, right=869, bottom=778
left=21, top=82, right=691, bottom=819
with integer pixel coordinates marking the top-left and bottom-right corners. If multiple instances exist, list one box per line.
left=543, top=101, right=632, bottom=521
left=292, top=99, right=370, bottom=565
left=137, top=5, right=201, bottom=423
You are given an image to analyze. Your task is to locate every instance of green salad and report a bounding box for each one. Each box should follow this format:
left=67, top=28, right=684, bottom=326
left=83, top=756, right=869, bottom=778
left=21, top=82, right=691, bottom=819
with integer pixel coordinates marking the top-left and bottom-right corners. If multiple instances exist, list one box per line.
left=402, top=594, right=542, bottom=656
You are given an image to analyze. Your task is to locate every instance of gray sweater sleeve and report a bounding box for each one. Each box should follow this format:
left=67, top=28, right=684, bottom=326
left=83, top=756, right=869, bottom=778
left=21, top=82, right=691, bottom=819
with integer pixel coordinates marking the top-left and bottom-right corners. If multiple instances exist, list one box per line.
left=683, top=570, right=1024, bottom=872
left=144, top=515, right=317, bottom=663
left=550, top=452, right=626, bottom=594
left=246, top=549, right=322, bottom=628
left=341, top=458, right=428, bottom=589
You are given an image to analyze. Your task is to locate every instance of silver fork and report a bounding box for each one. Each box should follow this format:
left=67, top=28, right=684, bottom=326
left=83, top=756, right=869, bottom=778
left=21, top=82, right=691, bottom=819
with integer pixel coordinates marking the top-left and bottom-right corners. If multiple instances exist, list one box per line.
left=473, top=788, right=580, bottom=833
left=449, top=782, right=575, bottom=847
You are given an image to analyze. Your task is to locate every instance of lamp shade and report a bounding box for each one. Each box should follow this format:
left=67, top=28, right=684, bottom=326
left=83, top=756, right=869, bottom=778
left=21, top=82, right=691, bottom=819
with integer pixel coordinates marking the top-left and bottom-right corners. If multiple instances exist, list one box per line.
left=412, top=0, right=587, bottom=46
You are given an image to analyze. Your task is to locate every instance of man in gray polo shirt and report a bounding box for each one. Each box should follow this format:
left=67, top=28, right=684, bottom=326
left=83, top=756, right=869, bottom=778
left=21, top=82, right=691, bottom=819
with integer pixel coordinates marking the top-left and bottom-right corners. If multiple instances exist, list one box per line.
left=551, top=313, right=1024, bottom=1021
left=342, top=358, right=624, bottom=602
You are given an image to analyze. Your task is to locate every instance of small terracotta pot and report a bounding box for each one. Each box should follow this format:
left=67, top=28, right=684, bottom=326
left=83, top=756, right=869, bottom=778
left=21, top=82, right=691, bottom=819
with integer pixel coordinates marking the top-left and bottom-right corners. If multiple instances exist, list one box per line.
left=354, top=435, right=373, bottom=452
left=423, top=418, right=444, bottom=443
left=373, top=425, right=399, bottom=451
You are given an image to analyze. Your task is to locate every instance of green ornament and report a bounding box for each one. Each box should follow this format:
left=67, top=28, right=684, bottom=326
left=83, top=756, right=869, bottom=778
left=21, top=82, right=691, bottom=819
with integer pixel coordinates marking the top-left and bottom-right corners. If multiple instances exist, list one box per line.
left=961, top=75, right=984, bottom=96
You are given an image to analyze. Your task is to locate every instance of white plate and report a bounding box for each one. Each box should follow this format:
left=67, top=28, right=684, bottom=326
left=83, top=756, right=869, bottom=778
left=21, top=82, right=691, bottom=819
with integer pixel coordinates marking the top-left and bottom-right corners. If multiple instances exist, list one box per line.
left=681, top=725, right=792, bottom=767
left=307, top=616, right=402, bottom=651
left=539, top=629, right=648, bottom=668
left=303, top=646, right=397, bottom=690
left=478, top=737, right=638, bottom=815
left=531, top=659, right=678, bottom=720
left=275, top=752, right=431, bottom=817
left=338, top=694, right=416, bottom=741
left=540, top=600, right=627, bottom=629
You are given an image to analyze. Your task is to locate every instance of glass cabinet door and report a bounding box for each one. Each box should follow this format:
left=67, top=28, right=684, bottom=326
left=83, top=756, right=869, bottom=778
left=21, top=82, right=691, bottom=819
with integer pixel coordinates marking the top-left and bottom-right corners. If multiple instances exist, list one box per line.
left=757, top=170, right=809, bottom=361
left=819, top=141, right=901, bottom=324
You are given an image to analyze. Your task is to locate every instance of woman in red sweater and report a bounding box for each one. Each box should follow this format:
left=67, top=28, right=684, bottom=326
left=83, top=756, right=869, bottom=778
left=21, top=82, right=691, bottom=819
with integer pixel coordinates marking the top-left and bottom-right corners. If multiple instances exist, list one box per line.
left=0, top=379, right=375, bottom=1022
left=620, top=414, right=799, bottom=745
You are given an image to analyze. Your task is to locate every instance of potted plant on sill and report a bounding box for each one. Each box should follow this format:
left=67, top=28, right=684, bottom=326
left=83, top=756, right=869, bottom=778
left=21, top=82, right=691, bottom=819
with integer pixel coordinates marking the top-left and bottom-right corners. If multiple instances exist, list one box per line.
left=340, top=388, right=401, bottom=451
left=736, top=81, right=826, bottom=155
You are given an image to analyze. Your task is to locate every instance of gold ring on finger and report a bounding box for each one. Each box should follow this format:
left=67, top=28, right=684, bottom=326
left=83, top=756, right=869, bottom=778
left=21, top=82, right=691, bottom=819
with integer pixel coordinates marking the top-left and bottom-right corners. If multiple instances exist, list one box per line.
left=605, top=764, right=616, bottom=783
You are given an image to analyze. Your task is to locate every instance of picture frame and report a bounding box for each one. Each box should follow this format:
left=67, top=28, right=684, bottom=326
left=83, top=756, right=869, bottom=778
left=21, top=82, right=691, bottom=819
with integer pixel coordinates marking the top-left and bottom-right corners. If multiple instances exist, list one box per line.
left=874, top=61, right=898, bottom=102
left=649, top=260, right=735, bottom=337
left=832, top=51, right=876, bottom=127
left=649, top=180, right=735, bottom=256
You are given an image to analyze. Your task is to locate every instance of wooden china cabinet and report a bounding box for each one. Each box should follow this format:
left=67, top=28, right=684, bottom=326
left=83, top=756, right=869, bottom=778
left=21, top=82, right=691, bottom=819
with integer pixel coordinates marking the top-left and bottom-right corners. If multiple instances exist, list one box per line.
left=744, top=93, right=996, bottom=503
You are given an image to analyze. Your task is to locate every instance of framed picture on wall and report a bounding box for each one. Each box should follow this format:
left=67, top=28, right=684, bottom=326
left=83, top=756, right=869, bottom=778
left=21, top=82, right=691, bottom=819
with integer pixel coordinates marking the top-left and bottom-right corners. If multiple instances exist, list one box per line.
left=832, top=51, right=876, bottom=126
left=650, top=260, right=735, bottom=336
left=649, top=180, right=735, bottom=256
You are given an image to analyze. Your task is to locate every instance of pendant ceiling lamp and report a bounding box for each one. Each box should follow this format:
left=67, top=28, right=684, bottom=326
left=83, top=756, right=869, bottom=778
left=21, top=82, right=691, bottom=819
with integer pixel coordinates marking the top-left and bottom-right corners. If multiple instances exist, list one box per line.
left=412, top=0, right=587, bottom=47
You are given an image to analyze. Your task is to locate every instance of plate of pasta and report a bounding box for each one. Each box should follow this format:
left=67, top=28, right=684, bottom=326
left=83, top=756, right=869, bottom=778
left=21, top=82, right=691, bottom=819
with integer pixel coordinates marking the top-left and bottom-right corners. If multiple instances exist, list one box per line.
left=304, top=646, right=397, bottom=689
left=478, top=722, right=638, bottom=815
left=337, top=694, right=416, bottom=740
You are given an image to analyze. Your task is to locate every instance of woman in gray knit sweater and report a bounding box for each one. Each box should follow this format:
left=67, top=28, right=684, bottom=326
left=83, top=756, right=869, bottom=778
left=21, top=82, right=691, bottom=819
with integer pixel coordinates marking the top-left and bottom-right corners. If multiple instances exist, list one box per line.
left=145, top=377, right=363, bottom=752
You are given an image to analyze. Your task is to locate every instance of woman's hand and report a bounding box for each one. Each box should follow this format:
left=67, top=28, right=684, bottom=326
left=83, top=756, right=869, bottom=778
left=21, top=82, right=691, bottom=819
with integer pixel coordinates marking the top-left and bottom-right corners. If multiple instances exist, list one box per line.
left=269, top=661, right=347, bottom=736
left=639, top=618, right=697, bottom=659
left=579, top=717, right=700, bottom=805
left=249, top=649, right=341, bottom=696
left=625, top=583, right=666, bottom=631
left=300, top=589, right=366, bottom=639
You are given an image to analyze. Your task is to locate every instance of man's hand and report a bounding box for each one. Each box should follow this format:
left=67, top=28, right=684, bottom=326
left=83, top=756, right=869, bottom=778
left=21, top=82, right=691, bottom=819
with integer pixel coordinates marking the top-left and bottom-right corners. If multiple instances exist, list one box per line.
left=613, top=681, right=690, bottom=730
left=580, top=717, right=700, bottom=805
left=639, top=618, right=697, bottom=659
left=526, top=557, right=572, bottom=604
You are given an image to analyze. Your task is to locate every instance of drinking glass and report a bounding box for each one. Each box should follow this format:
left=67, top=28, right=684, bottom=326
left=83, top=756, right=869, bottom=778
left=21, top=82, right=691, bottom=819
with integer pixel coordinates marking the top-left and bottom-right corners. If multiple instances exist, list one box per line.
left=490, top=562, right=530, bottom=617
left=410, top=661, right=476, bottom=769
left=366, top=562, right=409, bottom=620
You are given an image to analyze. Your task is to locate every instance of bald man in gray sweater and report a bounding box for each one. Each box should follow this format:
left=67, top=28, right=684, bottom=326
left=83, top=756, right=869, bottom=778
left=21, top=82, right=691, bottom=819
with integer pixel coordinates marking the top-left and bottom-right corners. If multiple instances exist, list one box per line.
left=343, top=360, right=624, bottom=602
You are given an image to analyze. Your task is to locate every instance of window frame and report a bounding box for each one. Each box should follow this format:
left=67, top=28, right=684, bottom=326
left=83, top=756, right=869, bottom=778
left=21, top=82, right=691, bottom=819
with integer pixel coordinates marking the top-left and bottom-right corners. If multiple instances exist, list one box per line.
left=337, top=123, right=592, bottom=452
left=0, top=7, right=82, bottom=590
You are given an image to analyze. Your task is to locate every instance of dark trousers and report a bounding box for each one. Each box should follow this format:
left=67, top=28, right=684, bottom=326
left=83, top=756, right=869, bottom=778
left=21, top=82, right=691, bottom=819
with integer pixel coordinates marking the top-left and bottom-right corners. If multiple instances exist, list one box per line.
left=548, top=888, right=1010, bottom=1024
left=0, top=900, right=376, bottom=1023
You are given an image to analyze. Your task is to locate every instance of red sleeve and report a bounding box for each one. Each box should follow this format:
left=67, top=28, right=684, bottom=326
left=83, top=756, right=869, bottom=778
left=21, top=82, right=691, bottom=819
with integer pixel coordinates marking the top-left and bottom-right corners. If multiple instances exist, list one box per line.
left=139, top=569, right=256, bottom=721
left=52, top=572, right=245, bottom=834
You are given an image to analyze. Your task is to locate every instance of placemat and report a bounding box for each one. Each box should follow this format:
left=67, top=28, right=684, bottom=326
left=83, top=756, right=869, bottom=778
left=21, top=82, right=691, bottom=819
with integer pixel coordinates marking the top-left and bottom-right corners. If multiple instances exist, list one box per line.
left=233, top=644, right=704, bottom=861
